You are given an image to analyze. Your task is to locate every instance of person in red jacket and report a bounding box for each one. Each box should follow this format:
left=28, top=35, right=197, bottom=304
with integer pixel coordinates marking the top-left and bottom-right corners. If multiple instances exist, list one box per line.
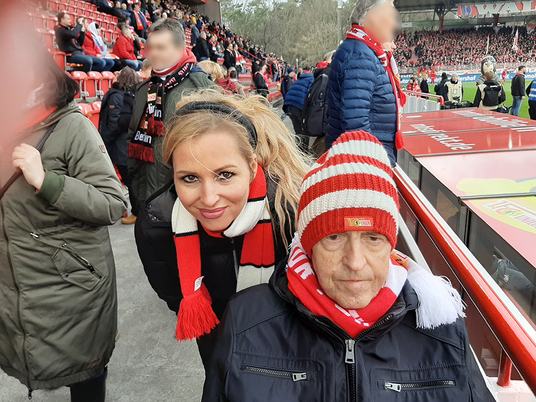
left=83, top=22, right=115, bottom=71
left=113, top=26, right=142, bottom=70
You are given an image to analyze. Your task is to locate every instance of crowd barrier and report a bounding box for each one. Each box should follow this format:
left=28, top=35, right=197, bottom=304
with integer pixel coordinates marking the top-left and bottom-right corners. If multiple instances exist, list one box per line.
left=402, top=90, right=444, bottom=113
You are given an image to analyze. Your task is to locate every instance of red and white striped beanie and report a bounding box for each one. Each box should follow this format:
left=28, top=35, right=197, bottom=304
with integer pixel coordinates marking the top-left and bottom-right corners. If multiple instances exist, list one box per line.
left=298, top=131, right=399, bottom=257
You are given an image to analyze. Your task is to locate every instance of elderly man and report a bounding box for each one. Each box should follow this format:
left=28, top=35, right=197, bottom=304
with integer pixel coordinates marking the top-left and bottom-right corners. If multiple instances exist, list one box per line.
left=327, top=0, right=404, bottom=166
left=126, top=18, right=214, bottom=223
left=201, top=131, right=495, bottom=402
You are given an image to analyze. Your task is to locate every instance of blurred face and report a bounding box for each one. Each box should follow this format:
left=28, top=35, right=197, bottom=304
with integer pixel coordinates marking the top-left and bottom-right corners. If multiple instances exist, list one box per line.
left=122, top=3, right=127, bottom=10
left=61, top=14, right=72, bottom=27
left=146, top=30, right=184, bottom=71
left=364, top=1, right=398, bottom=44
left=452, top=75, right=458, bottom=82
left=382, top=40, right=396, bottom=52
left=172, top=131, right=257, bottom=232
left=96, top=27, right=102, bottom=36
left=311, top=231, right=391, bottom=309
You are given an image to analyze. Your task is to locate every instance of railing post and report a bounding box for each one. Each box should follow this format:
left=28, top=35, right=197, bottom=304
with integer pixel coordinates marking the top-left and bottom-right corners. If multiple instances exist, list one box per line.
left=497, top=350, right=513, bottom=387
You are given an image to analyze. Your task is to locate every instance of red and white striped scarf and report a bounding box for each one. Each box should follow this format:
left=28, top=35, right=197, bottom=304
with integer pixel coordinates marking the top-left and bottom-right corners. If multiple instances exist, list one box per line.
left=346, top=25, right=407, bottom=150
left=172, top=166, right=275, bottom=340
left=286, top=236, right=408, bottom=337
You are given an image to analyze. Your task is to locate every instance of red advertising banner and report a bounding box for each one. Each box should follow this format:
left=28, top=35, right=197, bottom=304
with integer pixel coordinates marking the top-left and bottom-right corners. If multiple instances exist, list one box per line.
left=458, top=2, right=536, bottom=16
left=401, top=108, right=495, bottom=123
left=402, top=110, right=536, bottom=136
left=418, top=149, right=536, bottom=197
left=402, top=128, right=536, bottom=156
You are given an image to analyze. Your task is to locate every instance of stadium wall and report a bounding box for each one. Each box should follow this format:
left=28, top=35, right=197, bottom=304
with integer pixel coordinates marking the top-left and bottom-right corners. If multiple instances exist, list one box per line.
left=197, top=0, right=221, bottom=24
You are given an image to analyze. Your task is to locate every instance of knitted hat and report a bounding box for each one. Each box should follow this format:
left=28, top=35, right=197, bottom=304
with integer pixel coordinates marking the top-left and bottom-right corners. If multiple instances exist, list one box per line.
left=297, top=131, right=399, bottom=257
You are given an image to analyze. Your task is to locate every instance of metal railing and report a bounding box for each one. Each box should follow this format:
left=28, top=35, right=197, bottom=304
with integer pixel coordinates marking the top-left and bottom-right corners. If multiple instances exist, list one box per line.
left=402, top=90, right=445, bottom=114
left=394, top=166, right=536, bottom=395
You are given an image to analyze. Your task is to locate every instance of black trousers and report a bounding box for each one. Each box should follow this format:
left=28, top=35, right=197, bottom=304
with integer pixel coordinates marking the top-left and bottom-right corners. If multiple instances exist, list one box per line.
left=116, top=164, right=139, bottom=216
left=529, top=100, right=536, bottom=120
left=69, top=368, right=107, bottom=402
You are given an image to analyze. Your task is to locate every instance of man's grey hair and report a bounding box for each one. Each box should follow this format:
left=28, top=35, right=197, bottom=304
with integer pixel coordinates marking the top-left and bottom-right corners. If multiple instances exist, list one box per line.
left=200, top=31, right=207, bottom=38
left=351, top=0, right=389, bottom=25
left=148, top=18, right=185, bottom=47
left=324, top=50, right=336, bottom=61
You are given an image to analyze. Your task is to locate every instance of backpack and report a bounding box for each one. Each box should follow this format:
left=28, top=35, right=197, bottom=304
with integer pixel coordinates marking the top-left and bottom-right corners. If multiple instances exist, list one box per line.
left=482, top=83, right=502, bottom=107
left=301, top=73, right=329, bottom=137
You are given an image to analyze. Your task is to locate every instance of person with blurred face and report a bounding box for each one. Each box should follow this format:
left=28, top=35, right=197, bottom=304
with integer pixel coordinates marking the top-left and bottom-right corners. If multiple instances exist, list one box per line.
left=130, top=3, right=148, bottom=40
left=327, top=0, right=405, bottom=166
left=125, top=18, right=214, bottom=223
left=202, top=131, right=494, bottom=402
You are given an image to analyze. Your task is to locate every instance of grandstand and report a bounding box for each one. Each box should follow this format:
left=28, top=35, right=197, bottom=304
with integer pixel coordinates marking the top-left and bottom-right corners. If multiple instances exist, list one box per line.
left=25, top=0, right=283, bottom=128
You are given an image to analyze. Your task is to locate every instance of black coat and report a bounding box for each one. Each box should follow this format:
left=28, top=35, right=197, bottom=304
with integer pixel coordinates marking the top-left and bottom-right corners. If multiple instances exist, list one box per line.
left=196, top=37, right=211, bottom=60
left=223, top=49, right=236, bottom=69
left=99, top=86, right=134, bottom=166
left=435, top=77, right=449, bottom=101
left=54, top=24, right=85, bottom=55
left=420, top=79, right=429, bottom=94
left=201, top=260, right=495, bottom=402
left=511, top=73, right=526, bottom=97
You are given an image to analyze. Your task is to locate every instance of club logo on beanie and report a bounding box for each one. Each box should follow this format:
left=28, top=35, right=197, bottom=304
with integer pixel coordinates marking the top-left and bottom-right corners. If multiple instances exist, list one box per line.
left=344, top=217, right=374, bottom=230
left=297, top=131, right=399, bottom=257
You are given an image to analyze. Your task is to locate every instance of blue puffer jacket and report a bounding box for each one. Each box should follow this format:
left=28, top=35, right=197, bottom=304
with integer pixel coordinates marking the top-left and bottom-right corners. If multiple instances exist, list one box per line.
left=284, top=73, right=315, bottom=110
left=327, top=39, right=397, bottom=162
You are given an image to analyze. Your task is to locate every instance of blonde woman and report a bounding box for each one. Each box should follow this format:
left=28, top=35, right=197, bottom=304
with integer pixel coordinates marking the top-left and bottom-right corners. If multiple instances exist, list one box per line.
left=198, top=60, right=239, bottom=94
left=134, top=90, right=309, bottom=367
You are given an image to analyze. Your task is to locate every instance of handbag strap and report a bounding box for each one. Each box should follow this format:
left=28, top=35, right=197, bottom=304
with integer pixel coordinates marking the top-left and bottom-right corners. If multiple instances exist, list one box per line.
left=0, top=121, right=59, bottom=199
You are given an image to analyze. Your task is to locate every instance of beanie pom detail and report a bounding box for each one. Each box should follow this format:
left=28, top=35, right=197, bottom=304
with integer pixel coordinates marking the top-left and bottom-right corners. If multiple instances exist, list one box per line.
left=175, top=287, right=220, bottom=341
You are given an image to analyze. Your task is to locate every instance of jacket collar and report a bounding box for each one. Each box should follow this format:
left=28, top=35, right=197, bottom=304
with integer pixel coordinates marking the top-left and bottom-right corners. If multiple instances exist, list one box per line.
left=270, top=257, right=419, bottom=342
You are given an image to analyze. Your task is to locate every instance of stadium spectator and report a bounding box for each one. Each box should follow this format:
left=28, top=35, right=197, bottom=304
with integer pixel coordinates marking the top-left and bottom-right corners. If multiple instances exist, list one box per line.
left=140, top=58, right=152, bottom=79
left=113, top=1, right=130, bottom=20
left=228, top=67, right=245, bottom=96
left=254, top=64, right=269, bottom=98
left=99, top=67, right=141, bottom=224
left=280, top=67, right=295, bottom=98
left=283, top=70, right=315, bottom=150
left=420, top=73, right=430, bottom=93
left=194, top=31, right=211, bottom=61
left=135, top=90, right=309, bottom=367
left=113, top=25, right=143, bottom=71
left=435, top=72, right=449, bottom=101
left=526, top=79, right=536, bottom=119
left=223, top=42, right=236, bottom=71
left=1, top=48, right=127, bottom=402
left=501, top=68, right=508, bottom=85
left=83, top=22, right=117, bottom=72
left=126, top=18, right=215, bottom=220
left=146, top=0, right=160, bottom=22
left=511, top=65, right=526, bottom=116
left=406, top=76, right=421, bottom=92
left=202, top=131, right=494, bottom=402
left=218, top=65, right=240, bottom=94
left=55, top=13, right=107, bottom=73
left=445, top=73, right=463, bottom=104
left=130, top=3, right=148, bottom=40
left=474, top=70, right=506, bottom=111
left=327, top=0, right=403, bottom=165
left=209, top=34, right=220, bottom=62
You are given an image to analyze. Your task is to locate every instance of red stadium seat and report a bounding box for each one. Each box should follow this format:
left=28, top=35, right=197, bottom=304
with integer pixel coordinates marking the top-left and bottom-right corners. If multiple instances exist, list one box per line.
left=45, top=15, right=57, bottom=30
left=86, top=108, right=100, bottom=129
left=71, top=71, right=89, bottom=100
left=78, top=103, right=93, bottom=115
left=100, top=71, right=115, bottom=94
left=48, top=0, right=61, bottom=14
left=50, top=49, right=66, bottom=70
left=38, top=29, right=56, bottom=50
left=86, top=71, right=103, bottom=99
left=92, top=101, right=102, bottom=111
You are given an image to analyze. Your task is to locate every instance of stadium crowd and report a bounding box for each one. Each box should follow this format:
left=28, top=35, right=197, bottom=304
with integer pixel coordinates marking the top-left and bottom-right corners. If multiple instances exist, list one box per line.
left=394, top=26, right=536, bottom=68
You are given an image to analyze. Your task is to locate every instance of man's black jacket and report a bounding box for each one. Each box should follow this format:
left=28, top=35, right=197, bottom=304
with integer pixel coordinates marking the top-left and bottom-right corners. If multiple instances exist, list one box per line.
left=511, top=73, right=526, bottom=97
left=54, top=24, right=85, bottom=55
left=201, top=259, right=496, bottom=402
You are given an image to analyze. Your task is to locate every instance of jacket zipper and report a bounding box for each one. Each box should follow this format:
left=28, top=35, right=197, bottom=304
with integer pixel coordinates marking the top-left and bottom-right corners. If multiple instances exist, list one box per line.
left=0, top=202, right=33, bottom=397
left=30, top=233, right=102, bottom=279
left=385, top=380, right=456, bottom=392
left=314, top=314, right=394, bottom=402
left=230, top=238, right=239, bottom=278
left=241, top=366, right=307, bottom=381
